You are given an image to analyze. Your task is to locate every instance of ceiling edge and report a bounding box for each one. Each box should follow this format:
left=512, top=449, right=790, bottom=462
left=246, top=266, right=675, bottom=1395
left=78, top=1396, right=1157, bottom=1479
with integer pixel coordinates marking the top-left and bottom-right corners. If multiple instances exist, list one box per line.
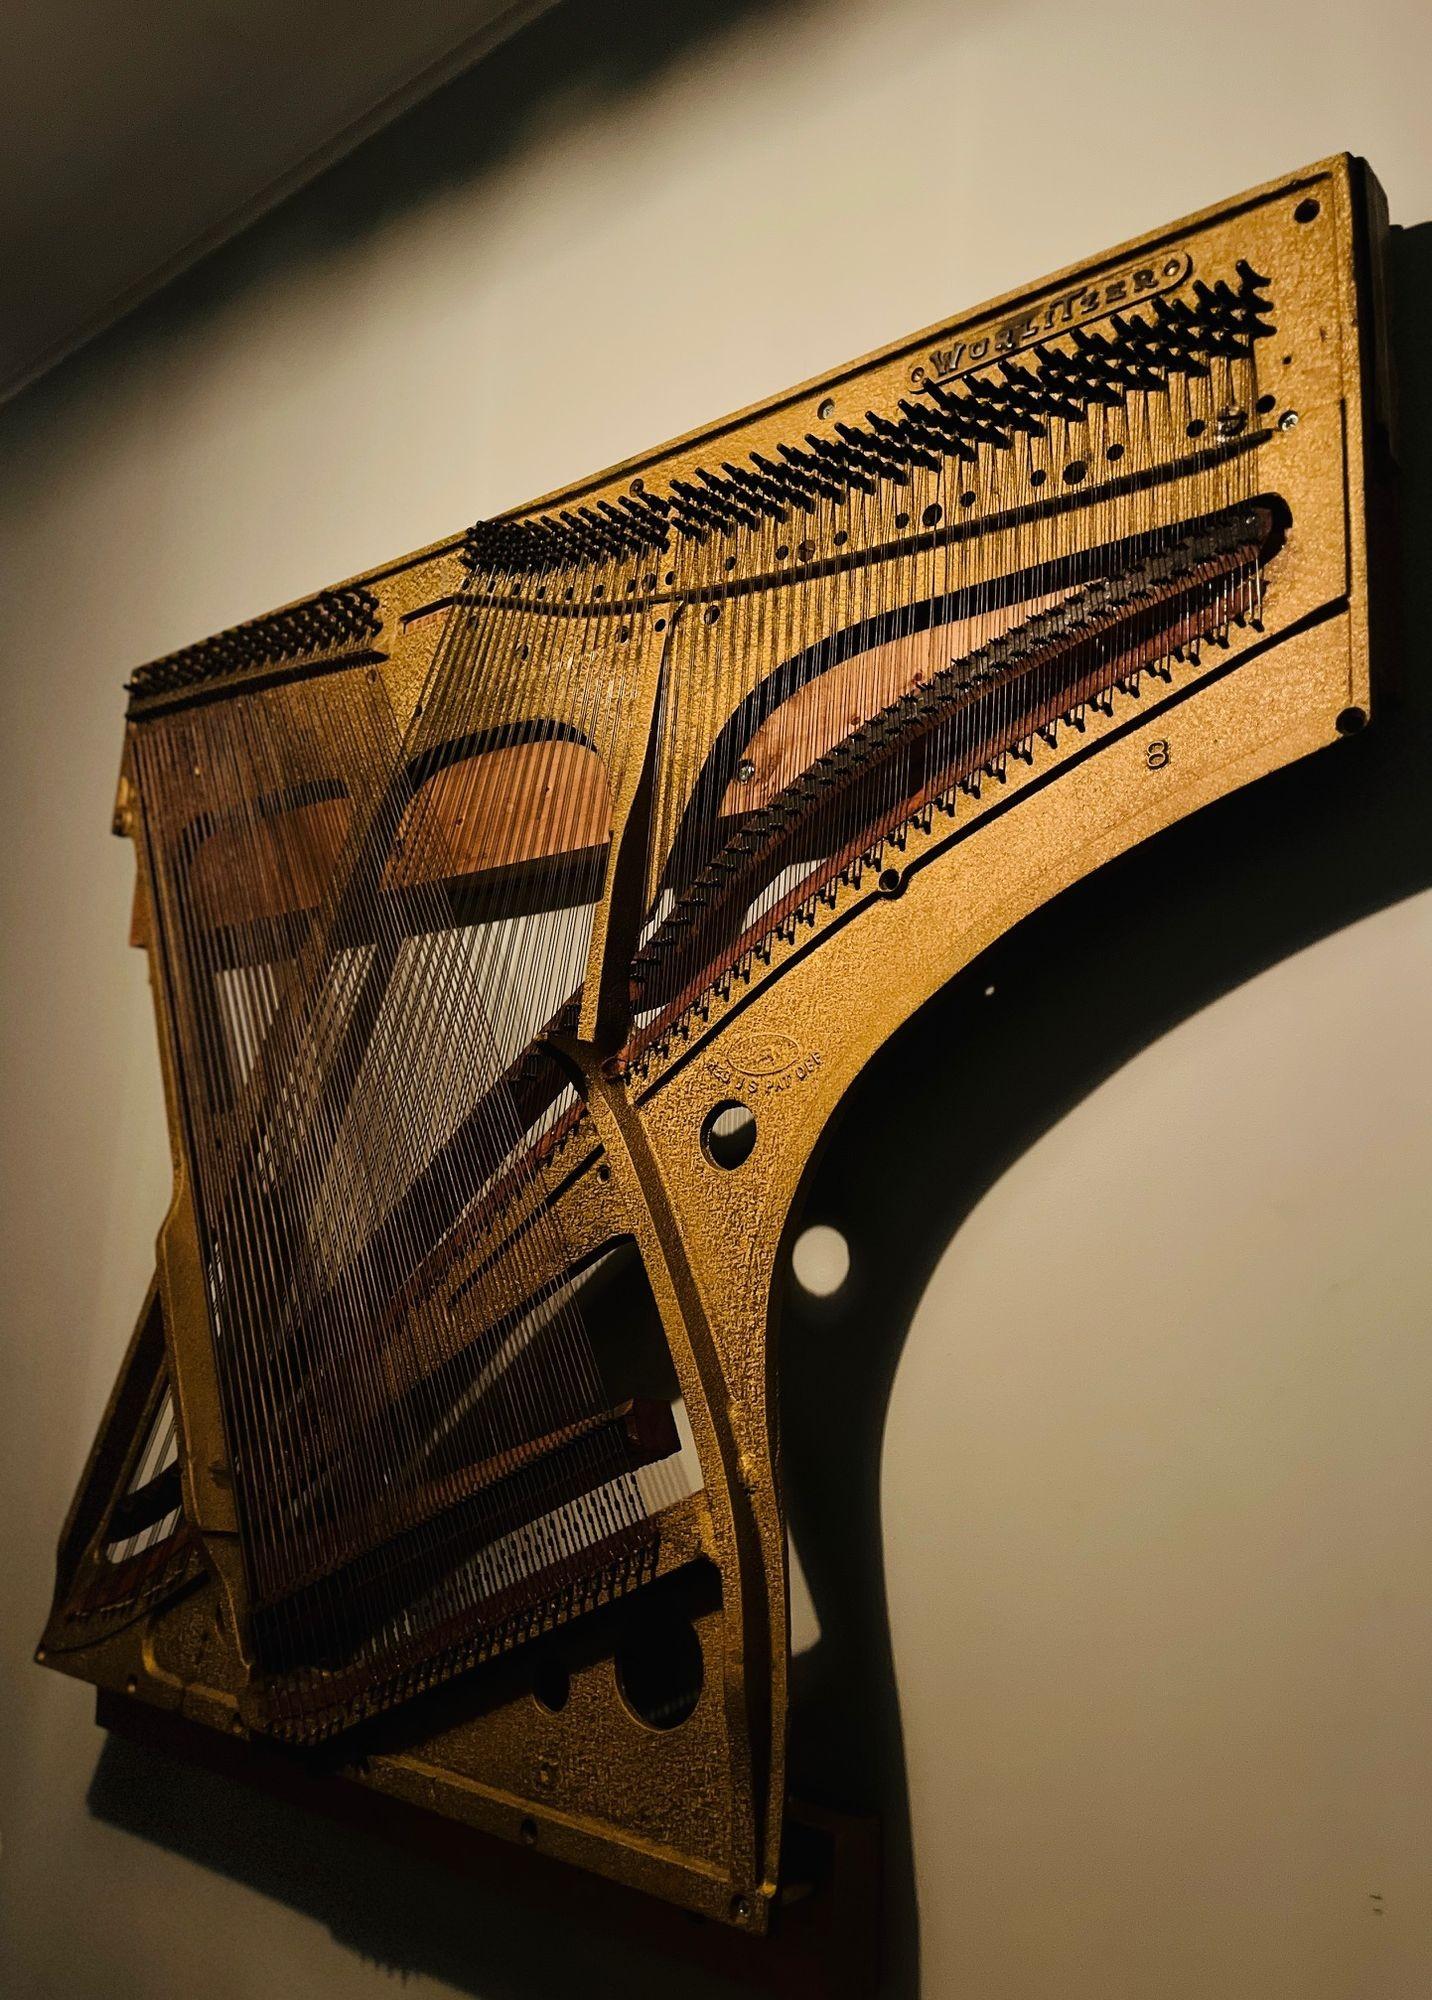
left=0, top=0, right=556, bottom=407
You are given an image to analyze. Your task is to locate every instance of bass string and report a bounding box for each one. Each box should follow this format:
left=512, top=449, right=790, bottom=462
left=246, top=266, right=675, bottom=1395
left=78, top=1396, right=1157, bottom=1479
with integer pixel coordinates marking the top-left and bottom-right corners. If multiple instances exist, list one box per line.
left=272, top=600, right=632, bottom=1648
left=407, top=555, right=619, bottom=1312
left=168, top=544, right=672, bottom=1608
left=330, top=560, right=621, bottom=1576
left=207, top=675, right=452, bottom=1613
left=430, top=573, right=635, bottom=1543
left=159, top=685, right=347, bottom=1596
left=134, top=584, right=620, bottom=1648
left=311, top=586, right=622, bottom=1587
left=266, top=683, right=500, bottom=1585
left=133, top=692, right=349, bottom=1597
left=337, top=543, right=656, bottom=1611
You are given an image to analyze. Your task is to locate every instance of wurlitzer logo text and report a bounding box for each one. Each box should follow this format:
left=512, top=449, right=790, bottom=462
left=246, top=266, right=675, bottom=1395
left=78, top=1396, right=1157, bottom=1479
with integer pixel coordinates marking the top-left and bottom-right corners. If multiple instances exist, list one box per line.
left=911, top=251, right=1193, bottom=387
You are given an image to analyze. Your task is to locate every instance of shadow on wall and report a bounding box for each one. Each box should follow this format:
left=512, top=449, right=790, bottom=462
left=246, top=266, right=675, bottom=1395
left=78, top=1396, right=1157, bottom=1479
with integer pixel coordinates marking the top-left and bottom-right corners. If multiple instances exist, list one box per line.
left=88, top=1726, right=755, bottom=2000
left=8, top=0, right=818, bottom=427
left=778, top=212, right=1432, bottom=1997
left=83, top=12, right=1432, bottom=1990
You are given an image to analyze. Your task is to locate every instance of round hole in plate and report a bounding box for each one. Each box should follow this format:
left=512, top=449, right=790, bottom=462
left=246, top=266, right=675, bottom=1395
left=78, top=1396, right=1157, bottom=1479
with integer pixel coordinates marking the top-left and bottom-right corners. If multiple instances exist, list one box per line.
left=792, top=1224, right=850, bottom=1299
left=923, top=502, right=943, bottom=527
left=877, top=866, right=903, bottom=898
left=1106, top=442, right=1125, bottom=462
left=616, top=1610, right=703, bottom=1730
left=531, top=1655, right=571, bottom=1712
left=1294, top=197, right=1321, bottom=225
left=1336, top=705, right=1367, bottom=735
left=1256, top=393, right=1277, bottom=414
left=1063, top=459, right=1087, bottom=485
left=701, top=1100, right=756, bottom=1169
left=1029, top=468, right=1047, bottom=487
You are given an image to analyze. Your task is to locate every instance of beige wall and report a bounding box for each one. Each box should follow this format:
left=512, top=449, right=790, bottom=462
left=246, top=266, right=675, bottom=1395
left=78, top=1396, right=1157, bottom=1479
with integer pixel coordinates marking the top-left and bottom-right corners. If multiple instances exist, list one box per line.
left=3, top=1, right=1430, bottom=1994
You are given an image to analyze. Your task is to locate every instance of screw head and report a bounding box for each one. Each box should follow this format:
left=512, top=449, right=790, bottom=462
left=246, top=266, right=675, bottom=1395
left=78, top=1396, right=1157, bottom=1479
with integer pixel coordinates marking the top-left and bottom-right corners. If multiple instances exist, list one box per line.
left=736, top=759, right=757, bottom=783
left=1278, top=409, right=1300, bottom=431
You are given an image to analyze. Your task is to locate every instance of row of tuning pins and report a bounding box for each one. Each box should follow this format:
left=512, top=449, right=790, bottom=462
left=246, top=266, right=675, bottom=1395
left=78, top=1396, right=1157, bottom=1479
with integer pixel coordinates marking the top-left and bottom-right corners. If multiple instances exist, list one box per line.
left=470, top=258, right=1274, bottom=586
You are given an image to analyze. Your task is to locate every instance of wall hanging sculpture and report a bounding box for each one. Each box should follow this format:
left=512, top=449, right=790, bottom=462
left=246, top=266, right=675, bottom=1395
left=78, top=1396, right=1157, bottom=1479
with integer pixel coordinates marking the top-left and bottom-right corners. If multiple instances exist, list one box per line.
left=40, top=157, right=1392, bottom=1948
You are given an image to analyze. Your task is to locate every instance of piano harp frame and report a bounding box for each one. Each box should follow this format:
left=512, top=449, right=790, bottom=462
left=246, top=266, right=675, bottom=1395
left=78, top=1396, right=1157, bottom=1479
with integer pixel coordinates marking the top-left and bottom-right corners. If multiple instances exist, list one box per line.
left=41, top=154, right=1391, bottom=1946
